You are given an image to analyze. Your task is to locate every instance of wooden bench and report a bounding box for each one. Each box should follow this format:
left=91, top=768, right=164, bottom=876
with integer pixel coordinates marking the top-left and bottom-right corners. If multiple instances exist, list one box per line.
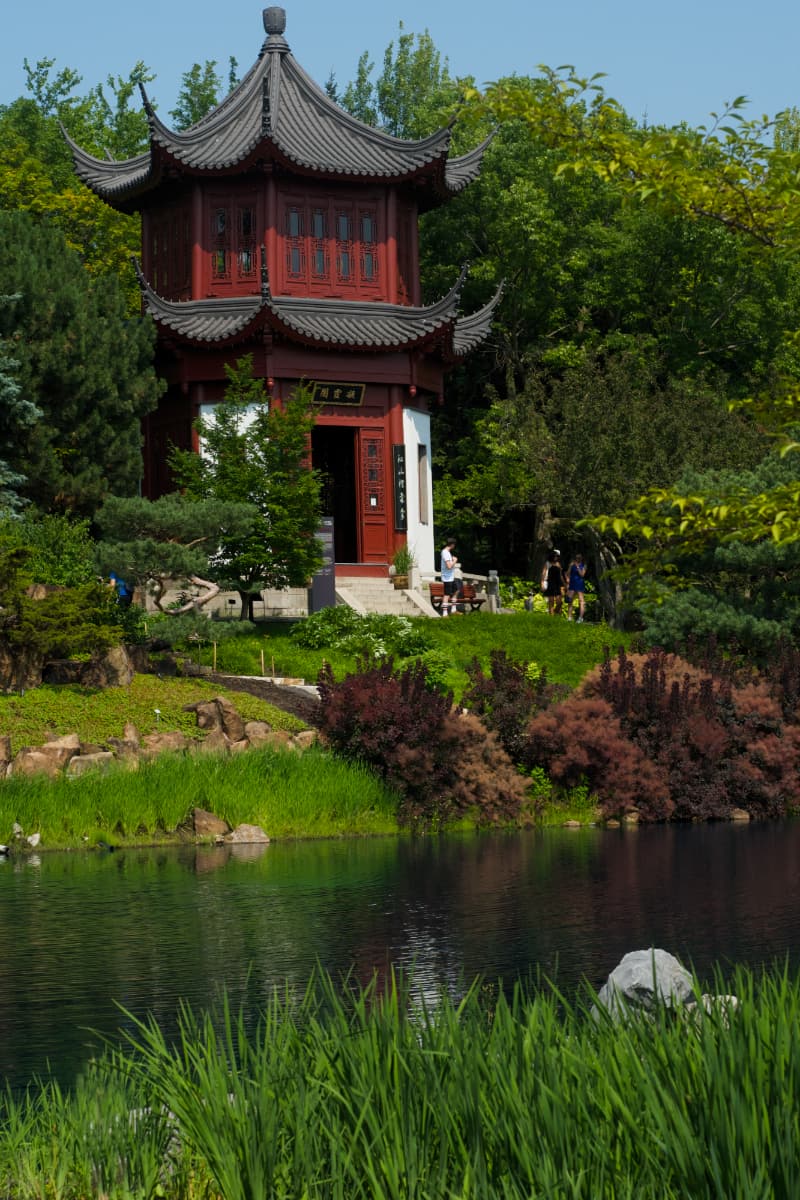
left=459, top=582, right=486, bottom=612
left=428, top=581, right=486, bottom=614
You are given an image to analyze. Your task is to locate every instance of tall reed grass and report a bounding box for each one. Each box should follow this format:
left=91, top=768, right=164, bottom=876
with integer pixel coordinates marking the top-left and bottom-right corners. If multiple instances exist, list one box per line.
left=0, top=747, right=400, bottom=846
left=1, top=964, right=797, bottom=1198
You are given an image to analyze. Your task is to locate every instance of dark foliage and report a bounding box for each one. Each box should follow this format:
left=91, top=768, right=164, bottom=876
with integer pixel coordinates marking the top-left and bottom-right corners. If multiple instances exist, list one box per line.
left=462, top=649, right=568, bottom=762
left=317, top=657, right=530, bottom=828
left=564, top=648, right=800, bottom=820
left=520, top=696, right=672, bottom=820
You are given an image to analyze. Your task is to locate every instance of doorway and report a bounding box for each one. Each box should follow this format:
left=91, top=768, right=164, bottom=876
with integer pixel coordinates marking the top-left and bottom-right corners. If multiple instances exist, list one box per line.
left=311, top=425, right=358, bottom=563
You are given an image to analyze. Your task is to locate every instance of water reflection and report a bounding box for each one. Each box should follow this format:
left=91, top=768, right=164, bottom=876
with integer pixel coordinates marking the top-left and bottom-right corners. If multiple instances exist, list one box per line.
left=1, top=822, right=799, bottom=1090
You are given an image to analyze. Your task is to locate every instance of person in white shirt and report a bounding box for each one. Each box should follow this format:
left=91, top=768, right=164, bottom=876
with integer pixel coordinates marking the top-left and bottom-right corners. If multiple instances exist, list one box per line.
left=440, top=537, right=460, bottom=616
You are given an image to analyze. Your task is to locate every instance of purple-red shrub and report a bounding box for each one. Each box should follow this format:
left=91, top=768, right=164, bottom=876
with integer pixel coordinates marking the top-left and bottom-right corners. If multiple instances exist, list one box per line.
left=575, top=648, right=800, bottom=820
left=463, top=649, right=568, bottom=762
left=520, top=696, right=673, bottom=820
left=317, top=658, right=529, bottom=828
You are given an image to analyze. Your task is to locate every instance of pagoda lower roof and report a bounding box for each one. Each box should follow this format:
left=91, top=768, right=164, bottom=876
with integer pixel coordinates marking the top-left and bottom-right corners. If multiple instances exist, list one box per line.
left=63, top=7, right=490, bottom=208
left=135, top=263, right=500, bottom=359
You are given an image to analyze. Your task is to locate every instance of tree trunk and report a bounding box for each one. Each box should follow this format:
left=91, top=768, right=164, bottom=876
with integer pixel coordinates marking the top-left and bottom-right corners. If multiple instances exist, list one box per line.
left=585, top=529, right=627, bottom=630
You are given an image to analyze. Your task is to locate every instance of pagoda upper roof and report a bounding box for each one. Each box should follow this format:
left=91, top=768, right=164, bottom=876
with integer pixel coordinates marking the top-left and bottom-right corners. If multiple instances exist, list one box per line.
left=64, top=6, right=490, bottom=209
left=134, top=260, right=500, bottom=360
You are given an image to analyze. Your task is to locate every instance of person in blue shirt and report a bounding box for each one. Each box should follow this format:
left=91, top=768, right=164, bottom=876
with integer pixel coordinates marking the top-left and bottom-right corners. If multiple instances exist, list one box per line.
left=108, top=571, right=133, bottom=609
left=566, top=553, right=587, bottom=622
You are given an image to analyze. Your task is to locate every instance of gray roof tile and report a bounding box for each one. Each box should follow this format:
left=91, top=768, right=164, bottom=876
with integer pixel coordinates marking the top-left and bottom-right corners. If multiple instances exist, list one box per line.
left=134, top=261, right=499, bottom=357
left=65, top=8, right=489, bottom=204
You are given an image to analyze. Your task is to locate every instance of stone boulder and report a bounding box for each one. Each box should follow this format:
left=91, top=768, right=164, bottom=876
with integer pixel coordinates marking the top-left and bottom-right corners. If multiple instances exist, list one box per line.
left=67, top=751, right=116, bottom=777
left=189, top=808, right=231, bottom=838
left=12, top=749, right=62, bottom=778
left=594, top=949, right=694, bottom=1019
left=225, top=823, right=270, bottom=844
left=79, top=645, right=134, bottom=689
left=141, top=730, right=192, bottom=756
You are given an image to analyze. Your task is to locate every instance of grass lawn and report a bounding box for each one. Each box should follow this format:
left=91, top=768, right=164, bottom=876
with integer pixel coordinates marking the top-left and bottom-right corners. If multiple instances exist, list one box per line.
left=200, top=611, right=629, bottom=698
left=0, top=674, right=305, bottom=750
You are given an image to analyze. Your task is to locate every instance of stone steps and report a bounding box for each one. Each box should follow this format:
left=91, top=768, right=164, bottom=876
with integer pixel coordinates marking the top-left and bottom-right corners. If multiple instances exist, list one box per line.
left=336, top=577, right=437, bottom=618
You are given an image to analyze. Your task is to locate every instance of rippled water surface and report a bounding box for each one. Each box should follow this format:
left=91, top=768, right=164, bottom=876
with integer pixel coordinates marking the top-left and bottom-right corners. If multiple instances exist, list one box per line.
left=2, top=822, right=800, bottom=1089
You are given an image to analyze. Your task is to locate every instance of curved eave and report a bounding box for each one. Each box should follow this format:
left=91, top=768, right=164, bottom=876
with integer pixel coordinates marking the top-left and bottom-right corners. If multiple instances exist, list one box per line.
left=444, top=133, right=495, bottom=195
left=61, top=125, right=154, bottom=204
left=450, top=283, right=504, bottom=359
left=136, top=266, right=474, bottom=352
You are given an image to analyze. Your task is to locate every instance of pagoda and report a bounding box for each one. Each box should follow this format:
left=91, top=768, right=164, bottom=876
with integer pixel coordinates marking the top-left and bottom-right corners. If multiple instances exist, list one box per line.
left=65, top=5, right=499, bottom=575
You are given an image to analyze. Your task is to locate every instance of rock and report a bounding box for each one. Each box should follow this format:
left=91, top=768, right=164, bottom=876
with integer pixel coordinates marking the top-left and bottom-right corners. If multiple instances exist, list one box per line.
left=183, top=700, right=222, bottom=731
left=563, top=819, right=582, bottom=828
left=190, top=808, right=231, bottom=838
left=123, top=723, right=140, bottom=747
left=292, top=730, right=318, bottom=751
left=594, top=949, right=694, bottom=1019
left=214, top=696, right=246, bottom=742
left=41, top=659, right=84, bottom=685
left=79, top=645, right=135, bottom=689
left=225, top=823, right=270, bottom=845
left=67, top=752, right=116, bottom=777
left=0, top=735, right=11, bottom=765
left=141, top=730, right=191, bottom=756
left=730, top=808, right=751, bottom=822
left=33, top=733, right=81, bottom=771
left=622, top=810, right=640, bottom=825
left=244, top=720, right=278, bottom=746
left=26, top=832, right=41, bottom=848
left=230, top=738, right=250, bottom=754
left=12, top=748, right=64, bottom=778
left=192, top=728, right=231, bottom=755
left=685, top=993, right=739, bottom=1027
left=606, top=819, right=621, bottom=828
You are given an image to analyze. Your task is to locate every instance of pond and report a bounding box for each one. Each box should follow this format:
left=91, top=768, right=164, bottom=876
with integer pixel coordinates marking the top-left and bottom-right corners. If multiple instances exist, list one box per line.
left=2, top=821, right=799, bottom=1091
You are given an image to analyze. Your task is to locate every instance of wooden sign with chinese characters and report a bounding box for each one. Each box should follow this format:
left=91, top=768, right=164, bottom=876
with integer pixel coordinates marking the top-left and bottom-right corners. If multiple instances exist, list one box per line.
left=392, top=445, right=407, bottom=531
left=311, top=382, right=365, bottom=406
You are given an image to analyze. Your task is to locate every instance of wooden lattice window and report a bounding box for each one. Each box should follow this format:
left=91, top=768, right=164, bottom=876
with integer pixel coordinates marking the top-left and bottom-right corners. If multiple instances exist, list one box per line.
left=335, top=210, right=353, bottom=283
left=360, top=210, right=378, bottom=283
left=362, top=436, right=384, bottom=515
left=238, top=206, right=256, bottom=278
left=286, top=206, right=305, bottom=278
left=211, top=207, right=230, bottom=280
left=310, top=208, right=328, bottom=279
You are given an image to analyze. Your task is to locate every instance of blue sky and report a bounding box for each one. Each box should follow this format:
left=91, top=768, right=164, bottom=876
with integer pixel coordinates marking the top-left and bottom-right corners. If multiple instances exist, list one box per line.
left=1, top=0, right=796, bottom=131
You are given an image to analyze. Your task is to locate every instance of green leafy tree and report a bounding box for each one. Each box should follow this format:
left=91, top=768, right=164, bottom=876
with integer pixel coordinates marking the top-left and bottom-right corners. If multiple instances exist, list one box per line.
left=0, top=295, right=40, bottom=512
left=170, top=61, right=222, bottom=130
left=0, top=512, right=95, bottom=586
left=0, top=212, right=163, bottom=516
left=93, top=494, right=257, bottom=614
left=463, top=70, right=800, bottom=562
left=0, top=60, right=150, bottom=301
left=170, top=356, right=323, bottom=619
left=340, top=25, right=469, bottom=140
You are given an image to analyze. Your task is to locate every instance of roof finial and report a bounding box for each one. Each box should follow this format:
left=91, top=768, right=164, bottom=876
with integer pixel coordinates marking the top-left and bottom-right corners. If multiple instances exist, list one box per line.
left=263, top=7, right=286, bottom=36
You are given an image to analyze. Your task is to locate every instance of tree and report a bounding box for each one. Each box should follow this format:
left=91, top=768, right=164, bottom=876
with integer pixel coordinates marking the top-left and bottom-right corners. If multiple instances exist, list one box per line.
left=0, top=212, right=163, bottom=516
left=0, top=295, right=40, bottom=512
left=340, top=25, right=469, bottom=141
left=170, top=357, right=323, bottom=619
left=170, top=60, right=226, bottom=130
left=0, top=512, right=95, bottom=586
left=464, top=71, right=800, bottom=562
left=93, top=494, right=257, bottom=614
left=0, top=60, right=149, bottom=302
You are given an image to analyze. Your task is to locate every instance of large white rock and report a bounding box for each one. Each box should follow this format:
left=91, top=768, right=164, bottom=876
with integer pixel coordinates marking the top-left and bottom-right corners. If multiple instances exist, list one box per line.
left=595, top=949, right=694, bottom=1018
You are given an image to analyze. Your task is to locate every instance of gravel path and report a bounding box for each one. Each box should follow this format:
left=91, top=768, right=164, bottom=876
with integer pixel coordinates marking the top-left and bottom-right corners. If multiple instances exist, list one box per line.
left=206, top=673, right=323, bottom=727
